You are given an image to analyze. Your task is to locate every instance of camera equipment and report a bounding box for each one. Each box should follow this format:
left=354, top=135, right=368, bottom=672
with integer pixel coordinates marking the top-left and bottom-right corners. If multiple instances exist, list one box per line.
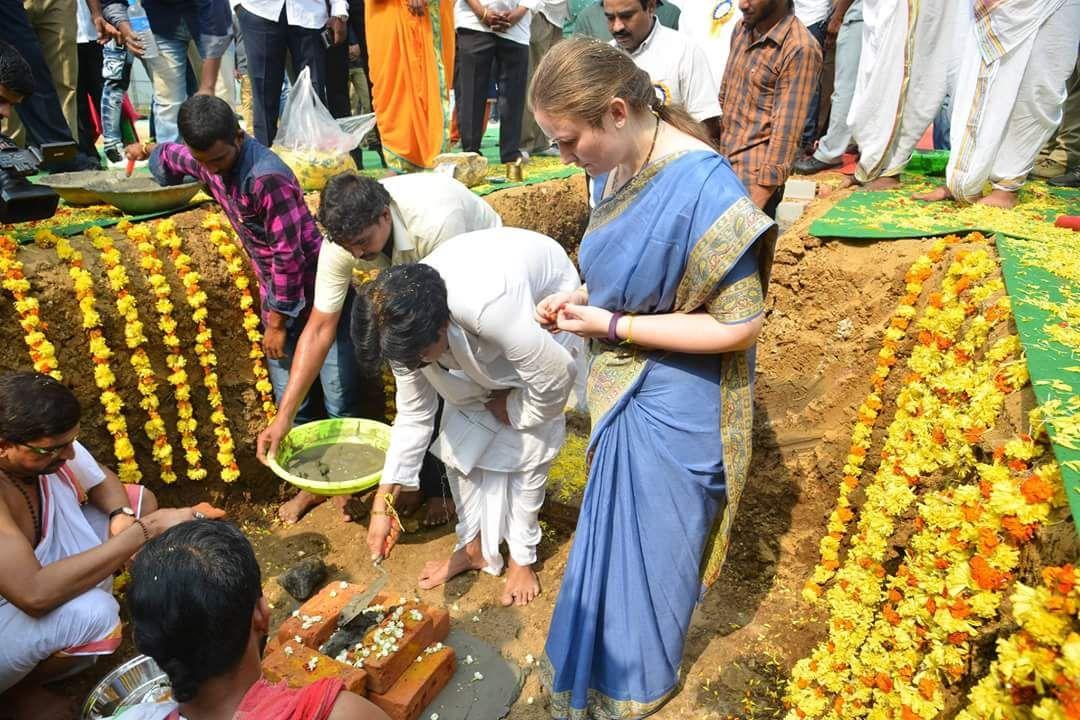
left=0, top=135, right=76, bottom=224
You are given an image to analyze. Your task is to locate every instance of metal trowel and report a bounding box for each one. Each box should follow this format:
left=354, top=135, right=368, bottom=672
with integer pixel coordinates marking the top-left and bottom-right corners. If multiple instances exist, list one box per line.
left=337, top=561, right=389, bottom=629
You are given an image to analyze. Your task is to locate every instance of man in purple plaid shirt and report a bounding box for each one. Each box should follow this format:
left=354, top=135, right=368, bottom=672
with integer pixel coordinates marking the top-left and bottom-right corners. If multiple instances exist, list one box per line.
left=126, top=94, right=360, bottom=427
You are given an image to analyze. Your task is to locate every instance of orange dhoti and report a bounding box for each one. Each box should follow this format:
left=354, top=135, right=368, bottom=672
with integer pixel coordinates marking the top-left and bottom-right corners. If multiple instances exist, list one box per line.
left=366, top=0, right=455, bottom=171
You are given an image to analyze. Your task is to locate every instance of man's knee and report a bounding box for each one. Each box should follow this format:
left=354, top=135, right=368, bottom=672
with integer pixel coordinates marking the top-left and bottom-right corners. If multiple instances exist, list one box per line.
left=54, top=589, right=121, bottom=648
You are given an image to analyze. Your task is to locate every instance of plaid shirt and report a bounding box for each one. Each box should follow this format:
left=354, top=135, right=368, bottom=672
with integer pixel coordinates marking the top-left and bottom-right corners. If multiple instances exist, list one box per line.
left=150, top=139, right=321, bottom=323
left=718, top=14, right=822, bottom=190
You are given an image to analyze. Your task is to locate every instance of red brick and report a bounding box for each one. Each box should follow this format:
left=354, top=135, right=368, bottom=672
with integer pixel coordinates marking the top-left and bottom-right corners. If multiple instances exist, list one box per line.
left=369, top=646, right=456, bottom=720
left=265, top=635, right=282, bottom=657
left=423, top=604, right=450, bottom=642
left=354, top=602, right=435, bottom=694
left=262, top=642, right=368, bottom=695
left=276, top=583, right=389, bottom=648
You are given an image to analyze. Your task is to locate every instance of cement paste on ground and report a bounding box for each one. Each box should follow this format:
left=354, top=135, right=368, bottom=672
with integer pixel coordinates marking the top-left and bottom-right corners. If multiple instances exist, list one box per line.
left=286, top=443, right=385, bottom=482
left=426, top=629, right=523, bottom=719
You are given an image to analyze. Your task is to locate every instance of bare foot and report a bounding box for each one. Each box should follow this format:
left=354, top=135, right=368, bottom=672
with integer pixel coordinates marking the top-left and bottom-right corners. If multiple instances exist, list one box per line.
left=421, top=496, right=457, bottom=528
left=396, top=489, right=423, bottom=517
left=501, top=559, right=541, bottom=607
left=977, top=188, right=1018, bottom=209
left=417, top=537, right=486, bottom=590
left=4, top=683, right=75, bottom=720
left=912, top=185, right=953, bottom=202
left=862, top=176, right=902, bottom=191
left=278, top=491, right=326, bottom=525
left=331, top=494, right=354, bottom=522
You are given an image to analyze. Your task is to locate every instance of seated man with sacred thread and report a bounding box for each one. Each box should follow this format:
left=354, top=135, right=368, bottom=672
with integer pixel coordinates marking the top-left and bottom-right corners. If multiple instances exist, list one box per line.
left=256, top=171, right=502, bottom=527
left=0, top=372, right=204, bottom=719
left=361, top=228, right=583, bottom=607
left=114, top=520, right=389, bottom=720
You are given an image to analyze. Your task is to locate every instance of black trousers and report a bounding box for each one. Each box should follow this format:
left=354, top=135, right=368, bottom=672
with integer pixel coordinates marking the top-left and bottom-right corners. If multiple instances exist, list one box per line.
left=0, top=0, right=74, bottom=147
left=454, top=28, right=528, bottom=163
left=236, top=5, right=327, bottom=146
left=325, top=43, right=351, bottom=119
left=76, top=41, right=104, bottom=160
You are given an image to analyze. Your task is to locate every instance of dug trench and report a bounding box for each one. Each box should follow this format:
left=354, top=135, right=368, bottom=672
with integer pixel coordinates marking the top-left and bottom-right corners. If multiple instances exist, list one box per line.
left=1, top=177, right=1069, bottom=718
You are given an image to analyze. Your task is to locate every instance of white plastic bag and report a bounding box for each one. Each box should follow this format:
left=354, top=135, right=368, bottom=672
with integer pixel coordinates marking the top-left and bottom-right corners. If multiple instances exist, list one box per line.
left=271, top=67, right=377, bottom=191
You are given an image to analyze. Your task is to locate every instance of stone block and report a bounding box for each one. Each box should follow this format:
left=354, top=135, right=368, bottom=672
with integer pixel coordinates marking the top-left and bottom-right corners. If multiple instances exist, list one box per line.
left=432, top=152, right=489, bottom=187
left=369, top=646, right=456, bottom=720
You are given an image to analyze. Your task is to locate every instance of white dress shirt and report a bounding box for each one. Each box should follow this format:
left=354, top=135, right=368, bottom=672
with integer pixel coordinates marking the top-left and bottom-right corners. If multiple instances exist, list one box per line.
left=537, top=0, right=568, bottom=27
left=794, top=0, right=831, bottom=27
left=614, top=19, right=723, bottom=121
left=238, top=0, right=348, bottom=30
left=380, top=228, right=583, bottom=488
left=455, top=0, right=540, bottom=46
left=313, top=173, right=502, bottom=314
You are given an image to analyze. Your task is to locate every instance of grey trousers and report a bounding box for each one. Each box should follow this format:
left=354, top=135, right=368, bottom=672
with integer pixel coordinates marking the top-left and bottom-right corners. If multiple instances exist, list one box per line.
left=813, top=10, right=863, bottom=164
left=518, top=13, right=563, bottom=155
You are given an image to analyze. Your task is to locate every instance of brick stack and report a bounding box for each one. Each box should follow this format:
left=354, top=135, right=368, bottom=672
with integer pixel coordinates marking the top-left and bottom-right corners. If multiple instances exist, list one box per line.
left=261, top=581, right=455, bottom=720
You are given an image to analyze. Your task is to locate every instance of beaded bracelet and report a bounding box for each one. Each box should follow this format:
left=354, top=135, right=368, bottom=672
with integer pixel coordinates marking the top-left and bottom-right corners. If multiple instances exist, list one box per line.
left=133, top=518, right=151, bottom=542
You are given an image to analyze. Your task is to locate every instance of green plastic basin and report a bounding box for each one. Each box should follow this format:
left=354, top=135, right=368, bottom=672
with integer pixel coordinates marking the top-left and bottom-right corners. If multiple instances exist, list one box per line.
left=268, top=418, right=392, bottom=496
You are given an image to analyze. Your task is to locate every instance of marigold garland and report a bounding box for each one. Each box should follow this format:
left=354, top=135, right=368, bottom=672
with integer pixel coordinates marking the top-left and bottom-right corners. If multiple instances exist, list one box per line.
left=52, top=232, right=141, bottom=482
left=201, top=213, right=276, bottom=421
left=955, top=564, right=1080, bottom=720
left=155, top=219, right=240, bottom=482
left=85, top=226, right=177, bottom=483
left=785, top=245, right=1056, bottom=720
left=0, top=235, right=61, bottom=379
left=124, top=219, right=206, bottom=481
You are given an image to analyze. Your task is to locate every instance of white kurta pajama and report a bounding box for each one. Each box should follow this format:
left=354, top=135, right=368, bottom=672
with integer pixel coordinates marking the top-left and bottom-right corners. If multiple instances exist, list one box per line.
left=380, top=228, right=584, bottom=576
left=0, top=443, right=137, bottom=692
left=848, top=0, right=963, bottom=182
left=946, top=0, right=1080, bottom=201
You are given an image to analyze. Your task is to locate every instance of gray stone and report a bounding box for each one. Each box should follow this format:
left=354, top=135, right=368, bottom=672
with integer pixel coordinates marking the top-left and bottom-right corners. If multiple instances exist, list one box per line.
left=276, top=557, right=327, bottom=601
left=433, top=152, right=489, bottom=187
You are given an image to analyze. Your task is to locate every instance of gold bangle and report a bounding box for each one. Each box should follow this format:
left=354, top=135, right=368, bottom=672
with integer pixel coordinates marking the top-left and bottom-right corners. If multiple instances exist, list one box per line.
left=620, top=315, right=635, bottom=346
left=481, top=7, right=488, bottom=20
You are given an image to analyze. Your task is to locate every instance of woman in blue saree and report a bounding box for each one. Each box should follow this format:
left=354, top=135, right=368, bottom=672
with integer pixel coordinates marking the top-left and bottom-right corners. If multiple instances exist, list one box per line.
left=530, top=39, right=777, bottom=718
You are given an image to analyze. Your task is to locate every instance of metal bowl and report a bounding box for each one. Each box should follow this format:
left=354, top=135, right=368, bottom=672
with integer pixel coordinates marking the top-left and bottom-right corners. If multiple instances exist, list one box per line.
left=38, top=170, right=122, bottom=206
left=86, top=178, right=203, bottom=215
left=82, top=655, right=172, bottom=719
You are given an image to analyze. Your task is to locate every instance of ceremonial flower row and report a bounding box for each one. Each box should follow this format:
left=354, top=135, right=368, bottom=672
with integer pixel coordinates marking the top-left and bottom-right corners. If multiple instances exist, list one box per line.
left=155, top=219, right=240, bottom=482
left=86, top=226, right=177, bottom=483
left=955, top=564, right=1079, bottom=720
left=786, top=245, right=1062, bottom=719
left=202, top=214, right=276, bottom=421
left=0, top=235, right=61, bottom=379
left=124, top=219, right=207, bottom=481
left=53, top=233, right=141, bottom=482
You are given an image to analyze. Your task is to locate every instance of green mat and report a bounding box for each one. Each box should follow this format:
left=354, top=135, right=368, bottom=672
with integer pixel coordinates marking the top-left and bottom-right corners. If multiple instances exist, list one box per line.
left=996, top=234, right=1080, bottom=526
left=809, top=180, right=1080, bottom=241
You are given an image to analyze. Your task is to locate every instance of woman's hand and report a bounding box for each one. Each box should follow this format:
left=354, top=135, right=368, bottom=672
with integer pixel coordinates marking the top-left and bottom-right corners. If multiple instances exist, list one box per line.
left=535, top=291, right=573, bottom=329
left=556, top=303, right=612, bottom=339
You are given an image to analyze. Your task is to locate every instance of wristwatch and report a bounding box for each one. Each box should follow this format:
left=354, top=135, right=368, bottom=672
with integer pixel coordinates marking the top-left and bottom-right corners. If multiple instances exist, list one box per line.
left=109, top=506, right=136, bottom=520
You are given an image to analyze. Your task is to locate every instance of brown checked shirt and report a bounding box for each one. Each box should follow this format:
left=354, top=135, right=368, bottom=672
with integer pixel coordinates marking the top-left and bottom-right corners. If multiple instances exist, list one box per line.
left=718, top=14, right=822, bottom=191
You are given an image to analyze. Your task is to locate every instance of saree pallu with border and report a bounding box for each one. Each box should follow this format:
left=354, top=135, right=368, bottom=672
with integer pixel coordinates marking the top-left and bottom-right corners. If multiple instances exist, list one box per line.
left=365, top=0, right=454, bottom=170
left=540, top=151, right=776, bottom=719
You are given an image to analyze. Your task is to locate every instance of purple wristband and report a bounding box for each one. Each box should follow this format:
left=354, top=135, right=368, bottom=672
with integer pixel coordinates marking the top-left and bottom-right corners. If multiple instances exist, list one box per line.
left=607, top=311, right=624, bottom=342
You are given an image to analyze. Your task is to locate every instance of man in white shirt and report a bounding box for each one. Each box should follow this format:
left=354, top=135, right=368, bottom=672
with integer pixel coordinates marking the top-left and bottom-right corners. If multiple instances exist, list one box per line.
left=455, top=0, right=537, bottom=163
left=520, top=0, right=568, bottom=155
left=364, top=229, right=583, bottom=607
left=604, top=0, right=722, bottom=137
left=675, top=0, right=741, bottom=91
left=256, top=171, right=502, bottom=525
left=235, top=0, right=349, bottom=145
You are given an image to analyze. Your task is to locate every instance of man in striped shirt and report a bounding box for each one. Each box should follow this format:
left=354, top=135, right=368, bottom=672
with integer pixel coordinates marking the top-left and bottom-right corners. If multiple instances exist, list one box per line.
left=717, top=0, right=821, bottom=217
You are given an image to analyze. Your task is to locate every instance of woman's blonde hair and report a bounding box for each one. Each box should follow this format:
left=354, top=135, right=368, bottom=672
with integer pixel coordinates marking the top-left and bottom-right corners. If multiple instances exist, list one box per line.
left=529, top=37, right=717, bottom=150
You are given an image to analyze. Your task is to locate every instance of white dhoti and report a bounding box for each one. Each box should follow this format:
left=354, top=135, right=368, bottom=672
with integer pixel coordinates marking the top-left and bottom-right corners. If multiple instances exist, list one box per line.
left=946, top=0, right=1080, bottom=201
left=0, top=444, right=135, bottom=692
left=849, top=0, right=963, bottom=182
left=447, top=463, right=550, bottom=575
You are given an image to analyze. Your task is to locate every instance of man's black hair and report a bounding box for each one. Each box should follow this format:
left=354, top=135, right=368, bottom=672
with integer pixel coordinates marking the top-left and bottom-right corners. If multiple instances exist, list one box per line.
left=351, top=263, right=449, bottom=375
left=0, top=372, right=80, bottom=444
left=0, top=41, right=33, bottom=99
left=129, top=520, right=262, bottom=703
left=318, top=171, right=392, bottom=243
left=177, top=95, right=241, bottom=151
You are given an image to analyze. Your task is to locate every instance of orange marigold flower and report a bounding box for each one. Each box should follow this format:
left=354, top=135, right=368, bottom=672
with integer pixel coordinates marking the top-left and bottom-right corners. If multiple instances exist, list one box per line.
left=962, top=503, right=983, bottom=522
left=947, top=632, right=967, bottom=646
left=888, top=588, right=903, bottom=603
left=875, top=674, right=893, bottom=693
left=1020, top=474, right=1056, bottom=504
left=1042, top=565, right=1077, bottom=595
left=837, top=507, right=855, bottom=523
left=883, top=604, right=901, bottom=625
left=918, top=330, right=934, bottom=346
left=918, top=678, right=937, bottom=700
left=843, top=475, right=859, bottom=490
left=964, top=425, right=986, bottom=443
left=971, top=554, right=1008, bottom=590
left=949, top=599, right=972, bottom=619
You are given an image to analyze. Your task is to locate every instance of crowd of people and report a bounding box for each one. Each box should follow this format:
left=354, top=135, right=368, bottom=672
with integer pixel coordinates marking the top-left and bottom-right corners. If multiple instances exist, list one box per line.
left=1, top=0, right=1079, bottom=718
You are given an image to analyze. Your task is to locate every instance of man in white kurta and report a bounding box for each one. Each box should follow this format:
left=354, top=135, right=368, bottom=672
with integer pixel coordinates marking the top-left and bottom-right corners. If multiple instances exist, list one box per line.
left=916, top=0, right=1080, bottom=207
left=258, top=172, right=502, bottom=526
left=367, top=228, right=583, bottom=607
left=846, top=0, right=962, bottom=187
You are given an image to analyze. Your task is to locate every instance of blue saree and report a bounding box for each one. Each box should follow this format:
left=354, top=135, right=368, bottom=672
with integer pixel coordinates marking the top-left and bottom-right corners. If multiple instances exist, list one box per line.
left=540, top=151, right=776, bottom=719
